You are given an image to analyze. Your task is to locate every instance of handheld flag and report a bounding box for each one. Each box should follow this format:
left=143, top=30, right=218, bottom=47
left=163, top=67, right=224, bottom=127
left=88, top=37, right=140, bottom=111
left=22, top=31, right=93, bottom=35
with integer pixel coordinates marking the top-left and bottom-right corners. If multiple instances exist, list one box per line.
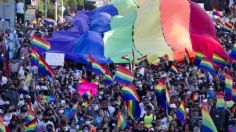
left=0, top=116, right=9, bottom=132
left=113, top=65, right=134, bottom=85
left=43, top=17, right=55, bottom=25
left=104, top=74, right=114, bottom=86
left=169, top=64, right=178, bottom=74
left=230, top=43, right=236, bottom=60
left=125, top=100, right=141, bottom=119
left=32, top=35, right=50, bottom=52
left=82, top=91, right=92, bottom=100
left=137, top=55, right=147, bottom=63
left=199, top=58, right=217, bottom=75
left=216, top=92, right=225, bottom=109
left=122, top=84, right=140, bottom=102
left=201, top=102, right=218, bottom=132
left=31, top=48, right=39, bottom=66
left=155, top=79, right=169, bottom=110
left=176, top=101, right=186, bottom=122
left=87, top=55, right=108, bottom=75
left=38, top=55, right=56, bottom=77
left=195, top=51, right=204, bottom=66
left=225, top=73, right=233, bottom=101
left=212, top=53, right=228, bottom=67
left=184, top=48, right=191, bottom=65
left=117, top=112, right=127, bottom=129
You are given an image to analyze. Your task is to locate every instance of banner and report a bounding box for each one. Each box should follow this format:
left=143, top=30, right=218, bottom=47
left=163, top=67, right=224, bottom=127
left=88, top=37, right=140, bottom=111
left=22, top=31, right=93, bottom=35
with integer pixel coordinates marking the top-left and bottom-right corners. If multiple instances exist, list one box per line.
left=45, top=52, right=65, bottom=66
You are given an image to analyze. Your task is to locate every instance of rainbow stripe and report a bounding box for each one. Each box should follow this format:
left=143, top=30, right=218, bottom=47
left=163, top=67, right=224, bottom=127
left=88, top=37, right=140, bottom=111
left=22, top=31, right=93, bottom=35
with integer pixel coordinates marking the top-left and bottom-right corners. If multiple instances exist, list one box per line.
left=199, top=59, right=217, bottom=75
left=230, top=44, right=236, bottom=60
left=169, top=65, right=178, bottom=74
left=195, top=51, right=204, bottom=66
left=155, top=79, right=169, bottom=110
left=137, top=55, right=147, bottom=63
left=221, top=24, right=233, bottom=33
left=202, top=102, right=218, bottom=132
left=225, top=73, right=233, bottom=101
left=216, top=92, right=225, bottom=109
left=117, top=112, right=127, bottom=129
left=31, top=48, right=39, bottom=66
left=91, top=61, right=107, bottom=75
left=43, top=17, right=55, bottom=25
left=82, top=91, right=92, bottom=100
left=125, top=100, right=141, bottom=119
left=0, top=117, right=8, bottom=132
left=122, top=84, right=140, bottom=102
left=104, top=74, right=114, bottom=85
left=154, top=79, right=166, bottom=94
left=25, top=118, right=37, bottom=132
left=212, top=8, right=222, bottom=20
left=42, top=96, right=56, bottom=103
left=176, top=101, right=186, bottom=122
left=38, top=55, right=56, bottom=77
left=114, top=65, right=134, bottom=85
left=212, top=53, right=227, bottom=67
left=32, top=35, right=50, bottom=52
left=184, top=49, right=191, bottom=64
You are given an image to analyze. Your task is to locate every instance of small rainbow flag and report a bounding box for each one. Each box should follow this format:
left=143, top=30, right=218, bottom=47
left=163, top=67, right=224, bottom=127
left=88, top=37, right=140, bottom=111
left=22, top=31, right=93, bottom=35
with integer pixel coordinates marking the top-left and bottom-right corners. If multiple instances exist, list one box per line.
left=82, top=91, right=92, bottom=100
left=176, top=101, right=186, bottom=122
left=202, top=102, right=218, bottom=132
left=212, top=53, right=228, bottom=67
left=169, top=64, right=178, bottom=74
left=125, top=100, right=141, bottom=119
left=225, top=22, right=234, bottom=30
left=113, top=65, right=134, bottom=85
left=0, top=116, right=9, bottom=132
left=212, top=8, right=222, bottom=20
left=87, top=55, right=108, bottom=75
left=199, top=59, right=217, bottom=75
left=195, top=51, right=204, bottom=66
left=42, top=96, right=56, bottom=103
left=230, top=43, right=236, bottom=60
left=122, top=84, right=140, bottom=102
left=155, top=79, right=169, bottom=110
left=184, top=49, right=191, bottom=64
left=216, top=92, right=225, bottom=109
left=32, top=35, right=50, bottom=52
left=24, top=118, right=37, bottom=132
left=221, top=24, right=233, bottom=33
left=104, top=74, right=114, bottom=86
left=137, top=55, right=147, bottom=63
left=38, top=55, right=56, bottom=77
left=43, top=17, right=55, bottom=25
left=117, top=112, right=127, bottom=129
left=192, top=92, right=199, bottom=102
left=31, top=48, right=39, bottom=66
left=225, top=73, right=233, bottom=101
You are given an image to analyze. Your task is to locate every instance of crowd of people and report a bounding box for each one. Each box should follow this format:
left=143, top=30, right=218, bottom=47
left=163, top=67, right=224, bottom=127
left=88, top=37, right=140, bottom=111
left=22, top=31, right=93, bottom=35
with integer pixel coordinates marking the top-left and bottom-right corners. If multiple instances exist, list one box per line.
left=0, top=1, right=235, bottom=132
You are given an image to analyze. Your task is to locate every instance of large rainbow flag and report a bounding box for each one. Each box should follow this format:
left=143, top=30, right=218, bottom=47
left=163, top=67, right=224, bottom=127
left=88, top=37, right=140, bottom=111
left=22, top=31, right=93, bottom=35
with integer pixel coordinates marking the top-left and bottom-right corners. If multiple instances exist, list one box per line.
left=38, top=54, right=56, bottom=77
left=32, top=35, right=50, bottom=52
left=154, top=79, right=169, bottom=110
left=122, top=84, right=140, bottom=102
left=202, top=102, right=218, bottom=132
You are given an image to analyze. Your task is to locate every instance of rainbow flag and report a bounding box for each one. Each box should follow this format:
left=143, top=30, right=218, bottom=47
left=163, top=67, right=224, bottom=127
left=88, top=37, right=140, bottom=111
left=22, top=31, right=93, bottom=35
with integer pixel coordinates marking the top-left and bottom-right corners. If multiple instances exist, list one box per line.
left=230, top=44, right=236, bottom=60
left=38, top=55, right=56, bottom=77
left=88, top=55, right=108, bottom=75
left=225, top=73, right=233, bottom=101
left=0, top=116, right=9, bottom=132
left=122, top=84, right=140, bottom=102
left=195, top=51, right=204, bottom=66
left=42, top=96, right=56, bottom=103
left=113, top=65, right=134, bottom=85
left=212, top=53, right=228, bottom=67
left=82, top=91, right=92, bottom=100
left=169, top=64, right=178, bottom=74
left=31, top=48, right=39, bottom=66
left=104, top=74, right=114, bottom=86
left=125, top=100, right=141, bottom=119
left=216, top=92, right=225, bottom=109
left=117, top=112, right=127, bottom=129
left=176, top=101, right=186, bottom=122
left=202, top=102, right=218, bottom=132
left=199, top=59, right=217, bottom=75
left=43, top=17, right=55, bottom=25
left=212, top=8, right=222, bottom=20
left=24, top=118, right=37, bottom=132
left=221, top=24, right=233, bottom=33
left=137, top=55, right=147, bottom=63
left=155, top=79, right=169, bottom=110
left=184, top=48, right=191, bottom=64
left=225, top=22, right=234, bottom=30
left=32, top=35, right=50, bottom=52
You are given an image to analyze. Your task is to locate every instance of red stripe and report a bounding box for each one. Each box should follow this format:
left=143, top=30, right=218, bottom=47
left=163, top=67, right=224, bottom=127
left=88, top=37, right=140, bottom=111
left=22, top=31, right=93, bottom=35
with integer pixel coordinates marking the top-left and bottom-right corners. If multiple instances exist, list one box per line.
left=117, top=65, right=133, bottom=76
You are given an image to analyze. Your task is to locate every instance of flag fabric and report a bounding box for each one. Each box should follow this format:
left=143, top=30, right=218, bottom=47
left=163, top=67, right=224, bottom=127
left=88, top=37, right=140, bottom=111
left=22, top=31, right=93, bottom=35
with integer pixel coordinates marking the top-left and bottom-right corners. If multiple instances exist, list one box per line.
left=202, top=102, right=218, bottom=132
left=113, top=65, right=134, bottom=85
left=169, top=64, right=178, bottom=74
left=77, top=82, right=98, bottom=96
left=87, top=55, right=108, bottom=75
left=31, top=48, right=39, bottom=66
left=137, top=55, right=147, bottom=63
left=199, top=59, right=217, bottom=75
left=38, top=55, right=56, bottom=77
left=43, top=17, right=55, bottom=25
left=212, top=53, right=228, bottom=67
left=212, top=8, right=222, bottom=20
left=184, top=48, right=191, bottom=64
left=131, top=49, right=135, bottom=71
left=24, top=118, right=37, bottom=132
left=225, top=73, right=233, bottom=101
left=125, top=100, right=141, bottom=119
left=194, top=51, right=204, bottom=66
left=230, top=43, right=236, bottom=60
left=42, top=96, right=56, bottom=103
left=32, top=35, right=50, bottom=52
left=117, top=112, right=127, bottom=129
left=176, top=101, right=186, bottom=122
left=216, top=92, right=225, bottom=109
left=104, top=74, right=114, bottom=86
left=0, top=116, right=9, bottom=132
left=122, top=84, right=140, bottom=102
left=82, top=91, right=92, bottom=100
left=155, top=79, right=169, bottom=110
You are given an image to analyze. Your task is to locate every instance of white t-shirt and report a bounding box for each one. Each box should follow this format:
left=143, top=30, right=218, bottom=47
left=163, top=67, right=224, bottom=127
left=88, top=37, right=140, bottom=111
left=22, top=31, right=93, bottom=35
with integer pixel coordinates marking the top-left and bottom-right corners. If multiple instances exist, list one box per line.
left=16, top=2, right=24, bottom=14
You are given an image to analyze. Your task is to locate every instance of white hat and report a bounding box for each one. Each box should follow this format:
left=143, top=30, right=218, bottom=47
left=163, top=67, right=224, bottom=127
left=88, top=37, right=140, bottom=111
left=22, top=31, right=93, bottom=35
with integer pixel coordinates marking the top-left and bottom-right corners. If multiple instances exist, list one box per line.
left=170, top=104, right=177, bottom=109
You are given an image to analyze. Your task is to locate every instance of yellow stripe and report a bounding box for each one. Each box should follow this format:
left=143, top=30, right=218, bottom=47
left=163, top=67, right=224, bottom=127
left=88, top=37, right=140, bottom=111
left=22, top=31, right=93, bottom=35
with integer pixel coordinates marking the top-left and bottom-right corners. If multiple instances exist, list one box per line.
left=133, top=0, right=173, bottom=64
